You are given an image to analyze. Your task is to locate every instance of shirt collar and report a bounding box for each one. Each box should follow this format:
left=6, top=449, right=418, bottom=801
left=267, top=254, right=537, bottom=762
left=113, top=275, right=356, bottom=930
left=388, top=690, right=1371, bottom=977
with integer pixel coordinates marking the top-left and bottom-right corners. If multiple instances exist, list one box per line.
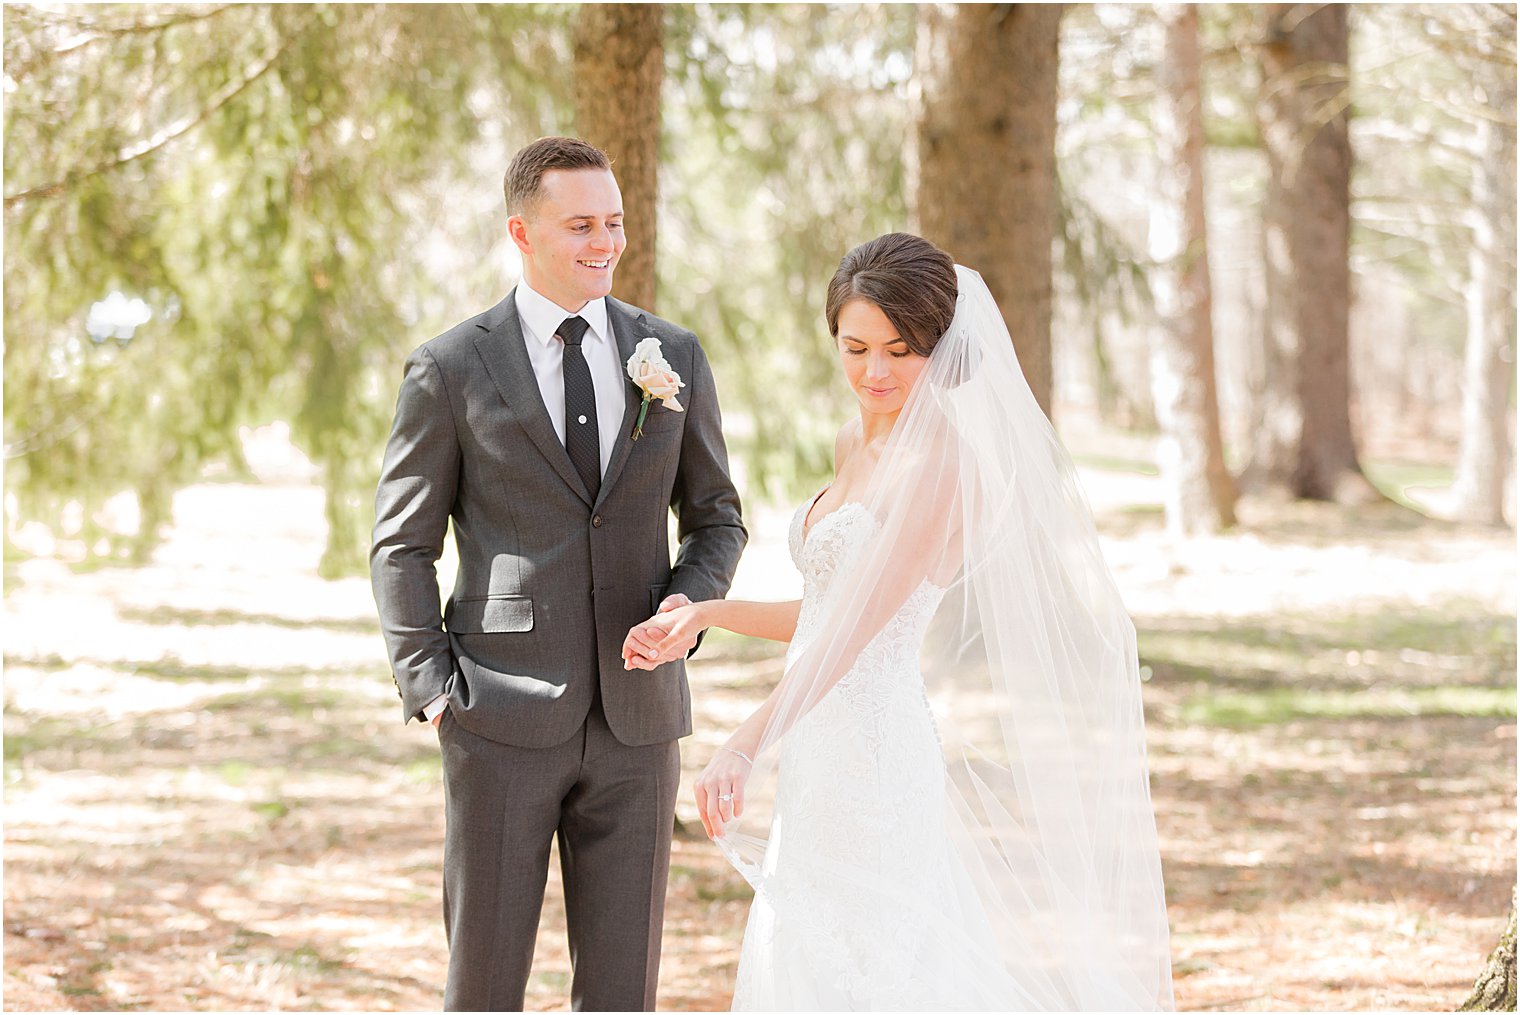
left=514, top=282, right=611, bottom=350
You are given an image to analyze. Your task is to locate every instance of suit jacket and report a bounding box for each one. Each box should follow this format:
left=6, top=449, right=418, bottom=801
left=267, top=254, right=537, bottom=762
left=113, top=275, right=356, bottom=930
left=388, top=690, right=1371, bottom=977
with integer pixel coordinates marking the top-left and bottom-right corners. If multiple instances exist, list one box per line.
left=370, top=290, right=747, bottom=748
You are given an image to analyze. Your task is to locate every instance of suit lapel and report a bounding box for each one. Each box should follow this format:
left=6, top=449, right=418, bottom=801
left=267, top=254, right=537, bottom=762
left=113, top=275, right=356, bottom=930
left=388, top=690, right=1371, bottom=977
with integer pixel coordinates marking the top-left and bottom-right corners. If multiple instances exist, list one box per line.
left=473, top=290, right=593, bottom=505
left=596, top=298, right=648, bottom=508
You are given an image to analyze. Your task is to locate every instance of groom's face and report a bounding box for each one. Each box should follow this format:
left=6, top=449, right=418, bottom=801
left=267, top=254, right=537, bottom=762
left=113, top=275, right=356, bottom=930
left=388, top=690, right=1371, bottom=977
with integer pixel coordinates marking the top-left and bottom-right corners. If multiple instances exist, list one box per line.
left=509, top=168, right=626, bottom=312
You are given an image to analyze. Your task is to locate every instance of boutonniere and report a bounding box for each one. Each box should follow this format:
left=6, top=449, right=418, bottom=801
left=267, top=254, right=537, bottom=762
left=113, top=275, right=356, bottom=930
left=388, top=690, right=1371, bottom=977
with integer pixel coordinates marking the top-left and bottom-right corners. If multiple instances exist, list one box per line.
left=625, top=337, right=685, bottom=440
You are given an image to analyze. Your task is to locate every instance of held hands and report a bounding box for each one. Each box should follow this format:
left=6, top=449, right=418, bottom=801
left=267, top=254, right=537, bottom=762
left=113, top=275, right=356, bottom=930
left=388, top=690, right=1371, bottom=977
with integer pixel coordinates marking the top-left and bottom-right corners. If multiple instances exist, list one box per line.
left=621, top=594, right=705, bottom=670
left=694, top=745, right=752, bottom=838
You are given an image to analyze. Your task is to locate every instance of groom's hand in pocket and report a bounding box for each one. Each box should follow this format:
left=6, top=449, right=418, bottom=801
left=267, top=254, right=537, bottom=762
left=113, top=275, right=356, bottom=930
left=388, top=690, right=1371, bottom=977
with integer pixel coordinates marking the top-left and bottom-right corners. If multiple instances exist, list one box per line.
left=622, top=594, right=696, bottom=670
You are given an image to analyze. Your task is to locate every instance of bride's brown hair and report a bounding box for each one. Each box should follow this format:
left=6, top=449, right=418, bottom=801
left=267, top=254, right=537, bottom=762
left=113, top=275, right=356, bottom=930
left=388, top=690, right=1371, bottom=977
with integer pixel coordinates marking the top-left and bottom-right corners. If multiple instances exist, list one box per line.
left=825, top=233, right=958, bottom=357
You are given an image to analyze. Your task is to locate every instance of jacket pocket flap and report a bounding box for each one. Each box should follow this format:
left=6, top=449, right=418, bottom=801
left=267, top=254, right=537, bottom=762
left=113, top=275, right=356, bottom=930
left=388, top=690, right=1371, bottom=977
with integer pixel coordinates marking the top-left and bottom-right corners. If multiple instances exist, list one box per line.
left=446, top=595, right=534, bottom=634
left=638, top=406, right=684, bottom=433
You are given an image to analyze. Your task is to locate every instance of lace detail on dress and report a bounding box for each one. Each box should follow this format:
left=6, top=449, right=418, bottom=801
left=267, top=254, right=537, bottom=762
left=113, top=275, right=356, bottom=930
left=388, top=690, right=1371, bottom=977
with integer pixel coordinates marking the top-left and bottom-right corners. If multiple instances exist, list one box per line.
left=785, top=500, right=944, bottom=756
left=731, top=494, right=996, bottom=1010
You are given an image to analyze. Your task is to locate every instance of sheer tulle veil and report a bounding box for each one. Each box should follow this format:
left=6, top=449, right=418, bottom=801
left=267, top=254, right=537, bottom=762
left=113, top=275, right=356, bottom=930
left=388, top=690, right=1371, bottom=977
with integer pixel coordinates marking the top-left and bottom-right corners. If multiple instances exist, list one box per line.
left=717, top=265, right=1175, bottom=1010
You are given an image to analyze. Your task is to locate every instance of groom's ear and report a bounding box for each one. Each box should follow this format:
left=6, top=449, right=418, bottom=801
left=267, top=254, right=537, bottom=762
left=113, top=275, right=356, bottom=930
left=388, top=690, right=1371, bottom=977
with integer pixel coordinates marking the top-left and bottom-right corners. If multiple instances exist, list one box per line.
left=507, top=215, right=532, bottom=255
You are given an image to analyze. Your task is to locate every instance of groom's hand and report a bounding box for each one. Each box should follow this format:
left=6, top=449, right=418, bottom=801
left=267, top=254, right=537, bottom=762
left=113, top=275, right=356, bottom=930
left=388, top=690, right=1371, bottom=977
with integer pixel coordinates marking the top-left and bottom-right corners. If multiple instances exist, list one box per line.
left=622, top=594, right=696, bottom=670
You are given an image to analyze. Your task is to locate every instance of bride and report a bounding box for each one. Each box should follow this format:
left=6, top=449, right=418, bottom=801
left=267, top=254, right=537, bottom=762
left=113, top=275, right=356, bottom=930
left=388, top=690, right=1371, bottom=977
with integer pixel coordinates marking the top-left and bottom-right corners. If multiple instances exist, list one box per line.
left=623, top=233, right=1174, bottom=1010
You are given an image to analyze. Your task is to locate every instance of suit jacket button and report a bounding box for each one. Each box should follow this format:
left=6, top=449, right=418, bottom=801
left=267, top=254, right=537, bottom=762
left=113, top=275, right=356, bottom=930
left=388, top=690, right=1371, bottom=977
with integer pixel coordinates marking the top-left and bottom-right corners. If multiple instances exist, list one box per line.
left=592, top=515, right=603, bottom=528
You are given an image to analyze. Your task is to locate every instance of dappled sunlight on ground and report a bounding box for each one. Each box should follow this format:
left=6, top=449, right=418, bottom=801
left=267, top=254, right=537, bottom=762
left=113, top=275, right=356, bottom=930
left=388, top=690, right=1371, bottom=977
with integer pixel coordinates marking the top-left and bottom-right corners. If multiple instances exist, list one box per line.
left=4, top=453, right=1514, bottom=1010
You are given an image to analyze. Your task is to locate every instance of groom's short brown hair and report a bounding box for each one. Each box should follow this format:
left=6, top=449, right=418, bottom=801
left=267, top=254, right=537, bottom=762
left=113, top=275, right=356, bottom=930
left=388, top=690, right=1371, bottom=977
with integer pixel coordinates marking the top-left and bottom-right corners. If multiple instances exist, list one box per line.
left=504, top=137, right=612, bottom=218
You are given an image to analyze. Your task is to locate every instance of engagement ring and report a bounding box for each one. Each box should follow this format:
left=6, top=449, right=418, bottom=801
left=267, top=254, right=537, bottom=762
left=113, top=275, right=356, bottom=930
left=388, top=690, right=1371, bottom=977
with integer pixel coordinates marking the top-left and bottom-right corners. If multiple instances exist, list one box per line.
left=718, top=794, right=733, bottom=802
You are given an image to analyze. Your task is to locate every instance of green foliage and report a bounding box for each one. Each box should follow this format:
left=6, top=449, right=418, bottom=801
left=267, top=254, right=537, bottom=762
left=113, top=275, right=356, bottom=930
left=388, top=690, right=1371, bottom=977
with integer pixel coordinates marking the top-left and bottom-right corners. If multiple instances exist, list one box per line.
left=4, top=3, right=567, bottom=574
left=1142, top=600, right=1517, bottom=731
left=6, top=3, right=1511, bottom=573
left=659, top=3, right=917, bottom=499
left=1056, top=6, right=1166, bottom=430
left=1180, top=684, right=1516, bottom=728
left=5, top=2, right=918, bottom=568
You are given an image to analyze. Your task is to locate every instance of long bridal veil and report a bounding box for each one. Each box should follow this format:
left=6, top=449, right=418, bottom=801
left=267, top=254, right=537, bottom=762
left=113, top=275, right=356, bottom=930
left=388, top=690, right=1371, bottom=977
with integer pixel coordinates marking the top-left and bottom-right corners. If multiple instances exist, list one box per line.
left=717, top=266, right=1174, bottom=1010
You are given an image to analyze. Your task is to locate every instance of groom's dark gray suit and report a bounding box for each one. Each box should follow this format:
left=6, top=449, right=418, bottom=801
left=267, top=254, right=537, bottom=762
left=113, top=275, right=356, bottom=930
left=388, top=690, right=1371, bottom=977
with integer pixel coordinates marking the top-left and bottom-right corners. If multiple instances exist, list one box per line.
left=371, top=289, right=745, bottom=1010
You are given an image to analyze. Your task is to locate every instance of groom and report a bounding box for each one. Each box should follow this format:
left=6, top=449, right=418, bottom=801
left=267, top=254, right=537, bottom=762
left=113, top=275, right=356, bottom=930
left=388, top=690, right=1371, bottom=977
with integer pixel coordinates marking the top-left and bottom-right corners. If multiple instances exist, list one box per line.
left=370, top=136, right=746, bottom=1011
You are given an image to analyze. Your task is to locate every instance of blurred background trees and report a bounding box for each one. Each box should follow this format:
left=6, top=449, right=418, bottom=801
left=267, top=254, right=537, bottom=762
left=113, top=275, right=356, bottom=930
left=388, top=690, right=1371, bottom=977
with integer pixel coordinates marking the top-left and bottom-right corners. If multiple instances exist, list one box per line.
left=575, top=2, right=664, bottom=312
left=4, top=3, right=571, bottom=575
left=914, top=2, right=1062, bottom=416
left=3, top=5, right=1514, bottom=1003
left=1251, top=2, right=1372, bottom=503
left=5, top=2, right=1515, bottom=569
left=1151, top=2, right=1237, bottom=534
left=1451, top=4, right=1519, bottom=526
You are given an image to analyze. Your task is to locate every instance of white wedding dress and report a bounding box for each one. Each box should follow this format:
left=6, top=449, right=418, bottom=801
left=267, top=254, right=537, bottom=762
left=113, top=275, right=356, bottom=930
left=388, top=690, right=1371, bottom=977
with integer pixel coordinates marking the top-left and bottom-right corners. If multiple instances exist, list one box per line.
left=727, top=491, right=1025, bottom=1010
left=718, top=267, right=1173, bottom=1011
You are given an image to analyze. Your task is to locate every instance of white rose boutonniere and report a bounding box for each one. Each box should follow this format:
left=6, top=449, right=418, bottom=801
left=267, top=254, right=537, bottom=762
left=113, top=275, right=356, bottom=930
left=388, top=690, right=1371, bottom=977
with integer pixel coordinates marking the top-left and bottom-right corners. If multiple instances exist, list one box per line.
left=625, top=337, right=685, bottom=440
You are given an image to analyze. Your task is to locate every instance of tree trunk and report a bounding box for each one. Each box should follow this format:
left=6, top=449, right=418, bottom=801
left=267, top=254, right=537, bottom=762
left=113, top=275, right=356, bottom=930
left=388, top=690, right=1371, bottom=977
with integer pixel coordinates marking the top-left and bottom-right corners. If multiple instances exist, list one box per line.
left=1249, top=3, right=1380, bottom=503
left=1244, top=194, right=1300, bottom=494
left=1450, top=44, right=1516, bottom=526
left=1460, top=890, right=1517, bottom=1012
left=573, top=4, right=663, bottom=313
left=1150, top=3, right=1237, bottom=535
left=914, top=2, right=1062, bottom=418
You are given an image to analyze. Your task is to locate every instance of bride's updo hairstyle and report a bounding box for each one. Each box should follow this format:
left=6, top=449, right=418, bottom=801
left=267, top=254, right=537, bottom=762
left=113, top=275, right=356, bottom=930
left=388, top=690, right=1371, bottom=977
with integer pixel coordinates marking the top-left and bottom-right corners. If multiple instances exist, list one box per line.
left=825, top=232, right=959, bottom=358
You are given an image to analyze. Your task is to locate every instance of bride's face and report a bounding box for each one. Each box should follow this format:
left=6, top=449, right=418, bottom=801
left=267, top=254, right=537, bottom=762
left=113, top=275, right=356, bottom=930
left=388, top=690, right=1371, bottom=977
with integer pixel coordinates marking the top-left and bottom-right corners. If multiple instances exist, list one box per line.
left=835, top=299, right=929, bottom=419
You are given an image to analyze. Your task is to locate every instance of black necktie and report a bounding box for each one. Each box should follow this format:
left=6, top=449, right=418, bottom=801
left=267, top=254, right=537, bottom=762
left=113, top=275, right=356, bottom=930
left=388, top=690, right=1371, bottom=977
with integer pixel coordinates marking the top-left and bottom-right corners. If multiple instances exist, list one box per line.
left=557, top=315, right=600, bottom=499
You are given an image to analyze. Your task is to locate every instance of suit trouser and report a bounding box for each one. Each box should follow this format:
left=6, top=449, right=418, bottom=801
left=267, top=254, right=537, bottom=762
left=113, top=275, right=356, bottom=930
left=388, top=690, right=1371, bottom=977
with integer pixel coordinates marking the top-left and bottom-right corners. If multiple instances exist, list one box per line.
left=438, top=694, right=682, bottom=1012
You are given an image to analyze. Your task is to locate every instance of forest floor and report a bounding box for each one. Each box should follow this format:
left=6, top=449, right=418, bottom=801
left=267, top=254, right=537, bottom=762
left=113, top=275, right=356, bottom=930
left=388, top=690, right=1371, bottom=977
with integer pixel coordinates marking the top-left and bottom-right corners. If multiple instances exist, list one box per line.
left=4, top=428, right=1515, bottom=1011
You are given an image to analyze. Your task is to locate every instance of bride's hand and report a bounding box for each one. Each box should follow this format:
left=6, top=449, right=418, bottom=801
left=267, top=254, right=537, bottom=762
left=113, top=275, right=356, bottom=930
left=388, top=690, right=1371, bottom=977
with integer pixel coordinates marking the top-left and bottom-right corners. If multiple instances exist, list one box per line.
left=622, top=594, right=692, bottom=669
left=694, top=745, right=752, bottom=839
left=622, top=601, right=707, bottom=671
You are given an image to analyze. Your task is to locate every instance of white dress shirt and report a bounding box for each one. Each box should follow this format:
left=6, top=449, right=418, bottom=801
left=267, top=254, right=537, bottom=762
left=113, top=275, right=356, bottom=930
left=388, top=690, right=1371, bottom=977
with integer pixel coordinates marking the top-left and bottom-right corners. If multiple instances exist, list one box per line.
left=424, top=281, right=627, bottom=725
left=512, top=282, right=627, bottom=478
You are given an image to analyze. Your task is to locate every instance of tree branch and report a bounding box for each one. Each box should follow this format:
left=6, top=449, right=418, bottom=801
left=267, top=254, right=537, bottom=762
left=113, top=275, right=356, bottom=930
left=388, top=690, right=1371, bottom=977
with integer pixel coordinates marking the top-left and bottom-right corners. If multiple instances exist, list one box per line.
left=57, top=4, right=243, bottom=50
left=4, top=20, right=302, bottom=209
left=5, top=4, right=245, bottom=83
